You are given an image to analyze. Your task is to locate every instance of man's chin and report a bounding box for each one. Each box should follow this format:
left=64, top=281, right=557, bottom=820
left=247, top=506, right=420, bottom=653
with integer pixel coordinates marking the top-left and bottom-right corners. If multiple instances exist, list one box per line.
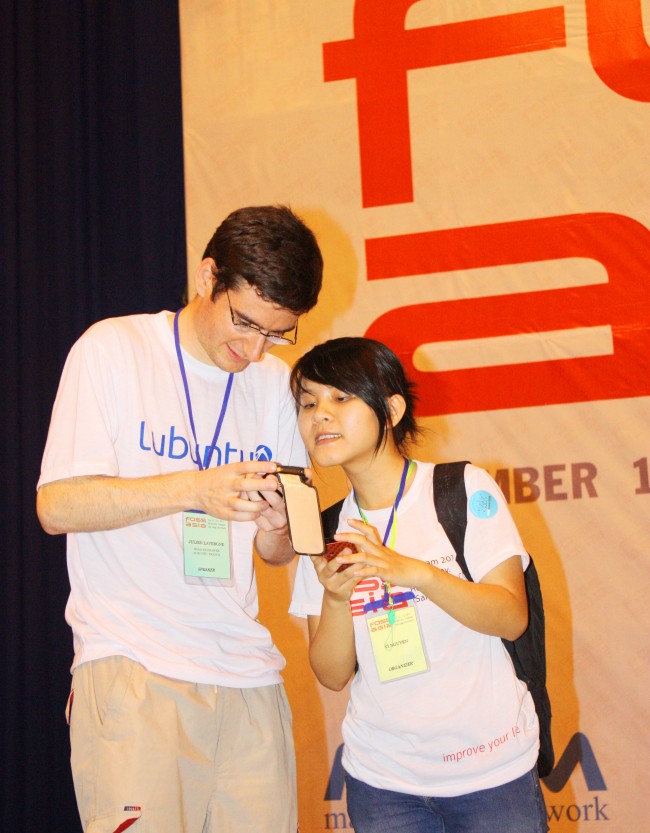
left=215, top=348, right=250, bottom=373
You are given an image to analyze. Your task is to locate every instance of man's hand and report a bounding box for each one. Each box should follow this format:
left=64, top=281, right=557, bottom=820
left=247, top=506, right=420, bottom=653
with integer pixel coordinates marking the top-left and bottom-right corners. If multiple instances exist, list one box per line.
left=245, top=481, right=290, bottom=535
left=195, top=460, right=283, bottom=522
left=243, top=465, right=317, bottom=566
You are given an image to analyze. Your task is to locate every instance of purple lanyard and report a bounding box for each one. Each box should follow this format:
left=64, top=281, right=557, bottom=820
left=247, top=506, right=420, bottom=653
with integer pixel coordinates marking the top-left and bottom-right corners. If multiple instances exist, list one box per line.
left=357, top=458, right=415, bottom=614
left=354, top=456, right=410, bottom=546
left=173, top=308, right=233, bottom=471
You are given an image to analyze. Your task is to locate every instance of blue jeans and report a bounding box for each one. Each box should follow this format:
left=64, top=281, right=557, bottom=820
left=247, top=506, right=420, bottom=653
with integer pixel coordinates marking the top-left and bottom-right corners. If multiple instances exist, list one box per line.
left=345, top=768, right=548, bottom=833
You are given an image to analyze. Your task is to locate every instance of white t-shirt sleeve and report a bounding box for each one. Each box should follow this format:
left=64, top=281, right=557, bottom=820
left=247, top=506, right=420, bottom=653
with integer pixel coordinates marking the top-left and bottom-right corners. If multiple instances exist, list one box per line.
left=38, top=328, right=121, bottom=487
left=289, top=552, right=325, bottom=618
left=462, top=465, right=529, bottom=581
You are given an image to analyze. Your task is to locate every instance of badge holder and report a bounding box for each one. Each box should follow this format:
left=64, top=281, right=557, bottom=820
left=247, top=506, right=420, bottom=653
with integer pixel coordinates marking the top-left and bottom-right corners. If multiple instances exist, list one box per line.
left=182, top=510, right=234, bottom=586
left=366, top=594, right=430, bottom=683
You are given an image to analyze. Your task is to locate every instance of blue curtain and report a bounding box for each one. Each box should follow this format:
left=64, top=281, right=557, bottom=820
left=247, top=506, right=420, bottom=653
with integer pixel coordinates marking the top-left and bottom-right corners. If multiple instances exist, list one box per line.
left=1, top=2, right=186, bottom=829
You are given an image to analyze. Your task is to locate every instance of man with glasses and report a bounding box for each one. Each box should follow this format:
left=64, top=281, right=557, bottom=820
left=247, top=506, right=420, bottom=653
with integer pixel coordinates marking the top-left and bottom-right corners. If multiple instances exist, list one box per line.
left=36, top=205, right=323, bottom=833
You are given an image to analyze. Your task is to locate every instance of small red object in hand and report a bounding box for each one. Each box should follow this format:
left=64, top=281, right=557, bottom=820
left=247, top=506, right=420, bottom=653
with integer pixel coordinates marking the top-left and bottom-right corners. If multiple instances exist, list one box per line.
left=323, top=541, right=358, bottom=572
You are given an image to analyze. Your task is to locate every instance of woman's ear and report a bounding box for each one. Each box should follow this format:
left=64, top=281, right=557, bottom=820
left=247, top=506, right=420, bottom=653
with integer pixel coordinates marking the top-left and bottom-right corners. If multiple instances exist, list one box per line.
left=194, top=257, right=217, bottom=298
left=388, top=394, right=406, bottom=428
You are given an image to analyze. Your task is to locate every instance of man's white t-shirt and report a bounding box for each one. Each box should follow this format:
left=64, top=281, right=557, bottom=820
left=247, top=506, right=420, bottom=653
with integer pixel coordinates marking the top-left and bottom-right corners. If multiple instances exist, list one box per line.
left=39, top=311, right=307, bottom=687
left=290, top=462, right=540, bottom=797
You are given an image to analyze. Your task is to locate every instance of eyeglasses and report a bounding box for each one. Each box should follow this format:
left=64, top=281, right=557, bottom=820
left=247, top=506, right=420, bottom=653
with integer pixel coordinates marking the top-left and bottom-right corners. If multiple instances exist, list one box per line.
left=225, top=289, right=299, bottom=345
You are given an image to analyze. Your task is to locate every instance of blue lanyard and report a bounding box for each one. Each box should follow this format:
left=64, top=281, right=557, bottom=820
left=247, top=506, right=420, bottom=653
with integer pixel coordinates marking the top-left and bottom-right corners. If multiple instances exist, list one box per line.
left=354, top=457, right=411, bottom=546
left=173, top=308, right=234, bottom=471
left=356, top=458, right=414, bottom=617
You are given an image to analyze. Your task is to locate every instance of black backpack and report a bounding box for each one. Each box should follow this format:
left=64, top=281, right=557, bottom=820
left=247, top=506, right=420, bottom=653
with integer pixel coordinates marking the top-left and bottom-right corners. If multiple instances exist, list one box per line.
left=433, top=461, right=554, bottom=777
left=321, top=460, right=554, bottom=778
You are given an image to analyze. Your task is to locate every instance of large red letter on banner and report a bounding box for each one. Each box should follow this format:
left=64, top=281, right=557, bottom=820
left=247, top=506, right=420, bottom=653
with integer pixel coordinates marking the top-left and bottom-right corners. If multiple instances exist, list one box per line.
left=365, top=213, right=650, bottom=415
left=586, top=0, right=650, bottom=101
left=323, top=3, right=565, bottom=207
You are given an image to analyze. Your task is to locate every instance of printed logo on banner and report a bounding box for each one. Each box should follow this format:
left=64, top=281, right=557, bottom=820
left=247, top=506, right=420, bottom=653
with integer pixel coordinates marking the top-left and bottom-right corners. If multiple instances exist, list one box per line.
left=323, top=3, right=648, bottom=206
left=543, top=734, right=610, bottom=825
left=323, top=3, right=650, bottom=416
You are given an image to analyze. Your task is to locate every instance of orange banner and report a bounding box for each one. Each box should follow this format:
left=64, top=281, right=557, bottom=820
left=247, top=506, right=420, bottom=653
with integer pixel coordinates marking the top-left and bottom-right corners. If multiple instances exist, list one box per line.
left=180, top=2, right=650, bottom=829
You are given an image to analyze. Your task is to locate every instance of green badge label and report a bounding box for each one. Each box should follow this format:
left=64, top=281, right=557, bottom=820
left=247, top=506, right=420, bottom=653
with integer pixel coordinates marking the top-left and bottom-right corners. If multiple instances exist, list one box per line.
left=182, top=512, right=232, bottom=579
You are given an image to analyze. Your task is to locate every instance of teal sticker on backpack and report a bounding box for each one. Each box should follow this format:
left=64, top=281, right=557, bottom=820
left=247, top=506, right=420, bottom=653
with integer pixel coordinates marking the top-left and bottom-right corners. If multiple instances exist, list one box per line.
left=469, top=490, right=498, bottom=519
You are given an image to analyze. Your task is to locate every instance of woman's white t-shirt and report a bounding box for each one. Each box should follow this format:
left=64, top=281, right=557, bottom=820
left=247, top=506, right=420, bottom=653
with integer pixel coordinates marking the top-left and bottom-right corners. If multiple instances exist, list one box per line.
left=290, top=461, right=539, bottom=797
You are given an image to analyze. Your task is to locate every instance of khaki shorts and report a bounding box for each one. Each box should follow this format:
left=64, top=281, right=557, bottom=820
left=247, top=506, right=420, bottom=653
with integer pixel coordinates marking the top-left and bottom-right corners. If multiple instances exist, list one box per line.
left=67, top=656, right=297, bottom=833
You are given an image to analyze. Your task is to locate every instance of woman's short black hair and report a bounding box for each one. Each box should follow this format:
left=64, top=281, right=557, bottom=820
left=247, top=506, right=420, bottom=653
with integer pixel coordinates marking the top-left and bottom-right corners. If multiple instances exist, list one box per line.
left=291, top=337, right=420, bottom=455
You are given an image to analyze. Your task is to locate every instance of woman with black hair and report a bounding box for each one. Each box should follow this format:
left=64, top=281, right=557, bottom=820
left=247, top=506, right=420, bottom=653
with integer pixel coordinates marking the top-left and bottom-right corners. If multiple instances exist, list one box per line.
left=289, top=337, right=548, bottom=833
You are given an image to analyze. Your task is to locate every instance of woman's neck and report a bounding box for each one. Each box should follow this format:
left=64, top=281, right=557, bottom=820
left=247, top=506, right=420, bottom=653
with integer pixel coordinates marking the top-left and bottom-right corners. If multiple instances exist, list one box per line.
left=347, top=450, right=414, bottom=511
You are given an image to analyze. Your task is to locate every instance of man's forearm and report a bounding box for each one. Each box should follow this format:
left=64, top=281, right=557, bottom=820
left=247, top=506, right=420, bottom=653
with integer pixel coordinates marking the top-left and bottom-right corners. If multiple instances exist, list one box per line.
left=254, top=529, right=296, bottom=566
left=36, top=472, right=199, bottom=534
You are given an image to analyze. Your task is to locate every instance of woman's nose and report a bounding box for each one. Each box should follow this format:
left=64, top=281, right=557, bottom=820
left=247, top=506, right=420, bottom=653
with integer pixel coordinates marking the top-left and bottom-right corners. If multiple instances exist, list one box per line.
left=313, top=405, right=331, bottom=423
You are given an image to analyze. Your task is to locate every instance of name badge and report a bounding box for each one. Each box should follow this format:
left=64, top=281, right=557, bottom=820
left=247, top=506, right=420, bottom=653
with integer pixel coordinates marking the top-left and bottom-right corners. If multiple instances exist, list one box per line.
left=182, top=511, right=233, bottom=585
left=367, top=600, right=429, bottom=683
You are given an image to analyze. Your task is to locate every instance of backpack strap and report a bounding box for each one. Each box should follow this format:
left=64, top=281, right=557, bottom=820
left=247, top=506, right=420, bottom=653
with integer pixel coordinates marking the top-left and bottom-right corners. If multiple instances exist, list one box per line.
left=433, top=461, right=472, bottom=581
left=434, top=460, right=555, bottom=777
left=325, top=462, right=471, bottom=554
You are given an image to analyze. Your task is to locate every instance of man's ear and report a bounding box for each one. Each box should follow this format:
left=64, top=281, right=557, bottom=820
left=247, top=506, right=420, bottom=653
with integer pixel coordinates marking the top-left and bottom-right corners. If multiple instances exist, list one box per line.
left=388, top=394, right=406, bottom=428
left=194, top=257, right=217, bottom=298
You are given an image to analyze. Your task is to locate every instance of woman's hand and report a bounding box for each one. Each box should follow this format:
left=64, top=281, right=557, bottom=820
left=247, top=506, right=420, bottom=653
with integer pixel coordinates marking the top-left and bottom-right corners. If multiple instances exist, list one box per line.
left=330, top=518, right=432, bottom=592
left=309, top=548, right=362, bottom=603
left=332, top=519, right=528, bottom=640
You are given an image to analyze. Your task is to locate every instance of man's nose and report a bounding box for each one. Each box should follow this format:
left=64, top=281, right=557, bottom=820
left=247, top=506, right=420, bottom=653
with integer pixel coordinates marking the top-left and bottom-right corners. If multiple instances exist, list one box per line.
left=243, top=332, right=269, bottom=362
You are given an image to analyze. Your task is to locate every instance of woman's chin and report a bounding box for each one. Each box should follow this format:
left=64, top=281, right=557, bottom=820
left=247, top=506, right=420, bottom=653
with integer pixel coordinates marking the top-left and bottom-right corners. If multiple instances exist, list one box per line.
left=309, top=443, right=344, bottom=468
